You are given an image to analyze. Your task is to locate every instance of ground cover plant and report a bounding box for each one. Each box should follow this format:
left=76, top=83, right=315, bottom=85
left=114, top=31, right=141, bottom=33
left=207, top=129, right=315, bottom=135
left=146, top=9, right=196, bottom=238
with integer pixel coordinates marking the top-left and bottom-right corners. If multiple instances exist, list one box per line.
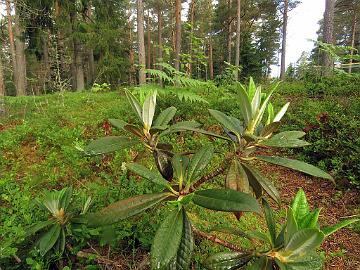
left=0, top=81, right=359, bottom=270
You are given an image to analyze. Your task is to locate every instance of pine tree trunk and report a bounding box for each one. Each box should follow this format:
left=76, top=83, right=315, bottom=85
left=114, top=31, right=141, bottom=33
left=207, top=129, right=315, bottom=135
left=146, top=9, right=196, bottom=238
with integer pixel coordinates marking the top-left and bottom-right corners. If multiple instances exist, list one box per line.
left=14, top=1, right=27, bottom=96
left=227, top=0, right=233, bottom=63
left=146, top=14, right=151, bottom=70
left=174, top=0, right=182, bottom=71
left=157, top=7, right=163, bottom=87
left=128, top=13, right=135, bottom=85
left=280, top=0, right=288, bottom=80
left=6, top=0, right=18, bottom=94
left=137, top=0, right=146, bottom=85
left=0, top=51, right=5, bottom=115
left=0, top=53, right=5, bottom=116
left=235, top=0, right=241, bottom=80
left=70, top=7, right=85, bottom=91
left=42, top=34, right=50, bottom=93
left=188, top=0, right=195, bottom=76
left=86, top=1, right=95, bottom=85
left=322, top=0, right=335, bottom=74
left=348, top=9, right=357, bottom=73
left=209, top=35, right=214, bottom=80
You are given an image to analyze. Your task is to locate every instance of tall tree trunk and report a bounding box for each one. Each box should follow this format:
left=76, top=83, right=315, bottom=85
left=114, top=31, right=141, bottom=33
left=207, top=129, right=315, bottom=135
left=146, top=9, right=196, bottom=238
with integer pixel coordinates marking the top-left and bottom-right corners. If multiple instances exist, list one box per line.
left=280, top=0, right=288, bottom=80
left=157, top=7, right=163, bottom=87
left=128, top=13, right=135, bottom=85
left=85, top=1, right=95, bottom=85
left=0, top=51, right=5, bottom=116
left=146, top=13, right=151, bottom=70
left=14, top=1, right=27, bottom=96
left=348, top=9, right=357, bottom=73
left=209, top=35, right=214, bottom=80
left=42, top=34, right=50, bottom=93
left=322, top=0, right=335, bottom=74
left=188, top=0, right=195, bottom=76
left=54, top=0, right=65, bottom=84
left=5, top=0, right=18, bottom=94
left=227, top=0, right=233, bottom=63
left=137, top=0, right=146, bottom=85
left=174, top=0, right=182, bottom=71
left=234, top=0, right=241, bottom=80
left=70, top=7, right=85, bottom=91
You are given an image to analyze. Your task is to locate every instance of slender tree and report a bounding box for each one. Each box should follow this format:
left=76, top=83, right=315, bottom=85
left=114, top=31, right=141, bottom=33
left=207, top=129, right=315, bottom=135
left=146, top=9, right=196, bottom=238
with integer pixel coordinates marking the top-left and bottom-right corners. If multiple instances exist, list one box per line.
left=322, top=0, right=335, bottom=73
left=235, top=0, right=241, bottom=80
left=348, top=4, right=357, bottom=73
left=0, top=50, right=5, bottom=115
left=14, top=0, right=27, bottom=95
left=280, top=0, right=288, bottom=80
left=5, top=0, right=18, bottom=94
left=174, top=0, right=182, bottom=71
left=227, top=0, right=233, bottom=63
left=137, top=0, right=146, bottom=84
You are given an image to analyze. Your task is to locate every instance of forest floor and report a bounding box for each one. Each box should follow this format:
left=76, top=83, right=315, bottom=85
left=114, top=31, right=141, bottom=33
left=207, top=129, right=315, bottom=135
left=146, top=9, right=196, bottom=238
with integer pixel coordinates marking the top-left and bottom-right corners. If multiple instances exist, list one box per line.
left=0, top=90, right=359, bottom=269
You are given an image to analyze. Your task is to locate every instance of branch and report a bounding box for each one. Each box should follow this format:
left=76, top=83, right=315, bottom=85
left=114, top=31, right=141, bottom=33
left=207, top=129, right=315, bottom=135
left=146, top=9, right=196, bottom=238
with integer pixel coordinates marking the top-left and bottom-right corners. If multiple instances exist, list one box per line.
left=192, top=225, right=246, bottom=253
left=188, top=154, right=234, bottom=192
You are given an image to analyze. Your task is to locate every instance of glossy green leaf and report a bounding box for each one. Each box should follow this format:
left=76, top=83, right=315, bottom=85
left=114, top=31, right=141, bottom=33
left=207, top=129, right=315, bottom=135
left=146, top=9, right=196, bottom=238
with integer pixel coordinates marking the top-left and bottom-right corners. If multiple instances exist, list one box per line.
left=87, top=193, right=172, bottom=226
left=251, top=86, right=262, bottom=116
left=276, top=252, right=323, bottom=270
left=299, top=208, right=320, bottom=230
left=256, top=155, right=334, bottom=181
left=266, top=102, right=274, bottom=125
left=109, top=118, right=127, bottom=130
left=322, top=218, right=359, bottom=236
left=123, top=124, right=144, bottom=138
left=154, top=107, right=177, bottom=127
left=193, top=189, right=261, bottom=213
left=290, top=189, right=310, bottom=224
left=142, top=91, right=157, bottom=128
left=127, top=163, right=172, bottom=188
left=151, top=209, right=184, bottom=269
left=273, top=102, right=290, bottom=122
left=226, top=160, right=250, bottom=193
left=246, top=256, right=272, bottom=270
left=26, top=220, right=55, bottom=237
left=241, top=164, right=280, bottom=204
left=284, top=229, right=324, bottom=258
left=261, top=131, right=310, bottom=148
left=186, top=146, right=213, bottom=184
left=84, top=136, right=137, bottom=155
left=262, top=199, right=276, bottom=247
left=208, top=109, right=242, bottom=137
left=172, top=154, right=189, bottom=188
left=247, top=231, right=271, bottom=244
left=238, top=86, right=253, bottom=124
left=173, top=210, right=194, bottom=269
left=125, top=90, right=142, bottom=121
left=204, top=252, right=251, bottom=270
left=59, top=187, right=72, bottom=210
left=285, top=208, right=298, bottom=246
left=39, top=224, right=61, bottom=256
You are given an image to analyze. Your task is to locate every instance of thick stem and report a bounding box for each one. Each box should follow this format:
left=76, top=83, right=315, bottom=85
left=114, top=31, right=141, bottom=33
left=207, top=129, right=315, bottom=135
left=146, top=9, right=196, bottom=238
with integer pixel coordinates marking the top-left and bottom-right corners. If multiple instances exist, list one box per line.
left=192, top=225, right=246, bottom=252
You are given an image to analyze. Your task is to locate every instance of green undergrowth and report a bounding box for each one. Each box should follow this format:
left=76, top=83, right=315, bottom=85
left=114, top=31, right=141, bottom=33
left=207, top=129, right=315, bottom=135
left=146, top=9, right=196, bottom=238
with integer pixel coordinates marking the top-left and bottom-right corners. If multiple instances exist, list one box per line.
left=0, top=86, right=358, bottom=269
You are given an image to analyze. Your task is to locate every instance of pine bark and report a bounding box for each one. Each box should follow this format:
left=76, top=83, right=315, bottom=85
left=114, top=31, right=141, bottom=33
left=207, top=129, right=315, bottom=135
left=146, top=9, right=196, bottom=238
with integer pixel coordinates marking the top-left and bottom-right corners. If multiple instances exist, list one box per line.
left=137, top=0, right=146, bottom=85
left=235, top=0, right=241, bottom=80
left=146, top=14, right=151, bottom=69
left=70, top=7, right=85, bottom=91
left=0, top=50, right=5, bottom=115
left=174, top=0, right=182, bottom=71
left=227, top=0, right=233, bottom=63
left=348, top=9, right=357, bottom=73
left=85, top=1, right=95, bottom=85
left=5, top=0, right=18, bottom=94
left=188, top=0, right=196, bottom=76
left=280, top=0, right=288, bottom=80
left=157, top=7, right=163, bottom=87
left=322, top=0, right=335, bottom=74
left=14, top=1, right=27, bottom=96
